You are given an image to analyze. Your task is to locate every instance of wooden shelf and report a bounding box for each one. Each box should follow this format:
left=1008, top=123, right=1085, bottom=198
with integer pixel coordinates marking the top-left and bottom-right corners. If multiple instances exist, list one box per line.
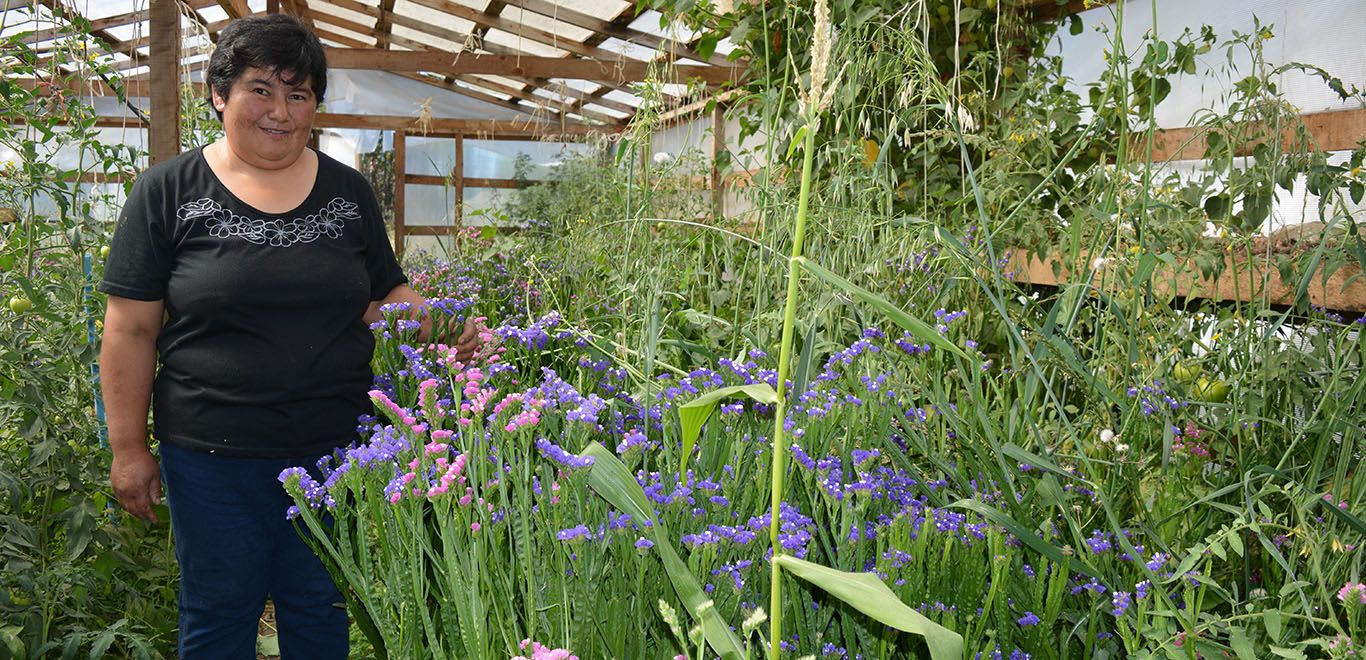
left=1009, top=250, right=1366, bottom=313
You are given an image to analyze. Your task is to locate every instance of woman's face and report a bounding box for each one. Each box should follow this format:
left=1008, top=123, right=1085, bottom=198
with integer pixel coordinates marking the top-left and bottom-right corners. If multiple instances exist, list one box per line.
left=212, top=67, right=317, bottom=170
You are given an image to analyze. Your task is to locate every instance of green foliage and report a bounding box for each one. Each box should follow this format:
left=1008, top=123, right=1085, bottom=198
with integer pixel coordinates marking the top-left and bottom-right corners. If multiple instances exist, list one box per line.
left=0, top=14, right=176, bottom=659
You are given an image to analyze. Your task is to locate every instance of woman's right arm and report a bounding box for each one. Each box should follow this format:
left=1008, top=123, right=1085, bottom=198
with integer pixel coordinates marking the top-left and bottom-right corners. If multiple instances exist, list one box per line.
left=101, top=295, right=165, bottom=522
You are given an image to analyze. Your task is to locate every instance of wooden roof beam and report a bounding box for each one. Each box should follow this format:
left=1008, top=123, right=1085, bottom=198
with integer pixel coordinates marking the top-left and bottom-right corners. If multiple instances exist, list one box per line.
left=374, top=0, right=397, bottom=48
left=215, top=0, right=252, bottom=20
left=324, top=48, right=741, bottom=85
left=313, top=112, right=614, bottom=137
left=382, top=35, right=622, bottom=123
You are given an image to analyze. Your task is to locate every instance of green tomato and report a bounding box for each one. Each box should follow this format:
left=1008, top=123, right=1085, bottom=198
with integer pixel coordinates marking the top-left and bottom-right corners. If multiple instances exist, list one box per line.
left=8, top=295, right=32, bottom=314
left=1171, top=361, right=1201, bottom=383
left=100, top=245, right=110, bottom=259
left=1194, top=377, right=1231, bottom=403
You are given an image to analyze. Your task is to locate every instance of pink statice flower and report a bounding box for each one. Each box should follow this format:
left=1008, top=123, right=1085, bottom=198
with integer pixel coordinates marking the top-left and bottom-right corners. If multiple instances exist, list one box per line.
left=512, top=639, right=577, bottom=660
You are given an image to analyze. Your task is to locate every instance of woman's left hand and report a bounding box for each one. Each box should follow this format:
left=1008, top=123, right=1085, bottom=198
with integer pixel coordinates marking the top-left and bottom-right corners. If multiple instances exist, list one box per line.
left=450, top=316, right=482, bottom=363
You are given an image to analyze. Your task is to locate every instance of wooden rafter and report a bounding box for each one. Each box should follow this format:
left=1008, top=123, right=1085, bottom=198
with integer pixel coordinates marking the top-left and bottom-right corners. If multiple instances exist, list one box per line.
left=503, top=0, right=730, bottom=67
left=382, top=35, right=621, bottom=124
left=324, top=0, right=647, bottom=111
left=405, top=0, right=624, bottom=63
left=325, top=48, right=741, bottom=85
left=214, top=0, right=252, bottom=21
left=314, top=112, right=609, bottom=138
left=373, top=0, right=397, bottom=48
left=149, top=0, right=181, bottom=163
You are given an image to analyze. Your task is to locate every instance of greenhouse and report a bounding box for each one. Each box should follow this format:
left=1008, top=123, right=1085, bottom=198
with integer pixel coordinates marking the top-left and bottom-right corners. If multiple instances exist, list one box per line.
left=1, top=0, right=1364, bottom=657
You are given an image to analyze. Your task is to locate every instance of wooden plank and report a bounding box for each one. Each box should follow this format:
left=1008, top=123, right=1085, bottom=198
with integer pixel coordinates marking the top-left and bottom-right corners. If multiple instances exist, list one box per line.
left=453, top=132, right=464, bottom=231
left=215, top=0, right=251, bottom=20
left=393, top=130, right=406, bottom=259
left=405, top=174, right=524, bottom=189
left=1146, top=107, right=1366, bottom=161
left=1009, top=250, right=1366, bottom=313
left=374, top=0, right=397, bottom=47
left=324, top=47, right=741, bottom=85
left=314, top=112, right=618, bottom=137
left=149, top=0, right=181, bottom=164
left=711, top=102, right=724, bottom=216
left=405, top=225, right=461, bottom=235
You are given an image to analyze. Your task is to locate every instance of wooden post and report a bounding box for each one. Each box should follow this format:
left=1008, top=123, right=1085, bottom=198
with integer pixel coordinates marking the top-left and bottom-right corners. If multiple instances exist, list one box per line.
left=711, top=103, right=725, bottom=219
left=148, top=0, right=181, bottom=164
left=452, top=133, right=464, bottom=235
left=393, top=130, right=406, bottom=259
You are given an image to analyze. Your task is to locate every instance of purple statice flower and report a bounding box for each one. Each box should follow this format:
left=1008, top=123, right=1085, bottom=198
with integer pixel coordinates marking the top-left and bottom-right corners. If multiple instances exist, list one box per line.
left=1071, top=577, right=1107, bottom=596
left=1016, top=611, right=1040, bottom=627
left=1111, top=591, right=1132, bottom=616
left=851, top=448, right=881, bottom=466
left=534, top=438, right=595, bottom=470
left=1135, top=580, right=1151, bottom=599
left=710, top=559, right=754, bottom=591
left=1085, top=530, right=1112, bottom=554
left=556, top=525, right=592, bottom=542
left=634, top=538, right=653, bottom=553
left=746, top=503, right=815, bottom=558
left=1145, top=552, right=1169, bottom=572
left=615, top=428, right=656, bottom=455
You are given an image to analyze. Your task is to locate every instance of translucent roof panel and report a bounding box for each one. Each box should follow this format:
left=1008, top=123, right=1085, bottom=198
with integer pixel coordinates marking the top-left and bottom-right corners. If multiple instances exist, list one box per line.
left=198, top=5, right=228, bottom=23
left=1051, top=0, right=1366, bottom=126
left=317, top=23, right=376, bottom=46
left=531, top=87, right=576, bottom=105
left=501, top=7, right=594, bottom=43
left=444, top=0, right=492, bottom=11
left=326, top=69, right=530, bottom=120
left=549, top=78, right=602, bottom=95
left=72, top=0, right=143, bottom=21
left=392, top=24, right=465, bottom=53
left=627, top=10, right=700, bottom=43
left=103, top=22, right=148, bottom=42
left=312, top=2, right=377, bottom=28
left=582, top=103, right=629, bottom=120
left=481, top=29, right=568, bottom=57
left=540, top=0, right=629, bottom=20
left=454, top=79, right=511, bottom=101
left=601, top=88, right=644, bottom=106
left=394, top=0, right=477, bottom=34
left=597, top=37, right=658, bottom=62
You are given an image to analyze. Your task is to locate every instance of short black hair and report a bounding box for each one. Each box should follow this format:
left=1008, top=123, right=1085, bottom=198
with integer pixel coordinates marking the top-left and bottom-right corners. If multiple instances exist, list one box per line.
left=206, top=14, right=327, bottom=119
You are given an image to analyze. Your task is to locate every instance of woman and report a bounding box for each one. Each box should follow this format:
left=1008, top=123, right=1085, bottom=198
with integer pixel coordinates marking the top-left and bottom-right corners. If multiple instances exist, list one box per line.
left=99, top=14, right=476, bottom=658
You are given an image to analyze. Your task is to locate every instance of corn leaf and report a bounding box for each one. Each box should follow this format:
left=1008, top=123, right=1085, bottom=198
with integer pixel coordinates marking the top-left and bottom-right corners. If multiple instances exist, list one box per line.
left=678, top=384, right=778, bottom=468
left=773, top=555, right=963, bottom=660
left=581, top=443, right=745, bottom=660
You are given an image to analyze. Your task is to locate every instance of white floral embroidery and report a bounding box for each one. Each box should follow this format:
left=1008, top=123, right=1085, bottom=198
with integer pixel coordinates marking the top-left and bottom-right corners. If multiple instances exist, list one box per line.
left=178, top=197, right=357, bottom=246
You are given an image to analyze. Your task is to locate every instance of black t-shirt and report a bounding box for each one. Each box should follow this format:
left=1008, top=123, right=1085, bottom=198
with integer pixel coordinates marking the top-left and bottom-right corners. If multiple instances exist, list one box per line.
left=100, top=147, right=407, bottom=458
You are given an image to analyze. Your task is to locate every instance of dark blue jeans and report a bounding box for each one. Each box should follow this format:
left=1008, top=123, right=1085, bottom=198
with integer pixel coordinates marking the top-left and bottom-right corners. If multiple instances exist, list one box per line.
left=159, top=442, right=348, bottom=660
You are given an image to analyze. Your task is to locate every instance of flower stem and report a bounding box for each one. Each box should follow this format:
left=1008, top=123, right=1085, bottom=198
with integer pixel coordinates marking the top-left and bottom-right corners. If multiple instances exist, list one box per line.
left=769, top=114, right=818, bottom=660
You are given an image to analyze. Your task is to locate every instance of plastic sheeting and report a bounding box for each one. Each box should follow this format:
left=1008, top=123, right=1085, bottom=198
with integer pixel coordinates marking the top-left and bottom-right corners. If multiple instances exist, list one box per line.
left=1049, top=0, right=1365, bottom=128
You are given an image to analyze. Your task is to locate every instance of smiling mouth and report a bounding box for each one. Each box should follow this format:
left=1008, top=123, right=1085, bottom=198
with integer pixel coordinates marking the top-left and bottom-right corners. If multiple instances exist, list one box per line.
left=261, top=127, right=291, bottom=136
